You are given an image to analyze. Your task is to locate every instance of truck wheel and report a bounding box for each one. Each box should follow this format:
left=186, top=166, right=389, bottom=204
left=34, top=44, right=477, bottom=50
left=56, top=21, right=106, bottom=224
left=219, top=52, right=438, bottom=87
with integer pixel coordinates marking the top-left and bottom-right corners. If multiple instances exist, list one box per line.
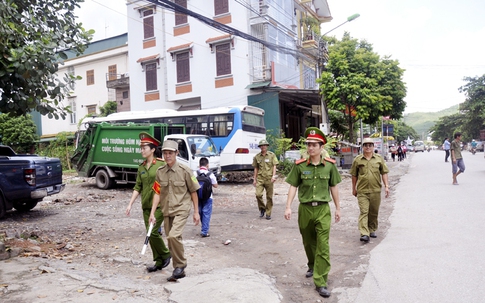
left=96, top=169, right=114, bottom=190
left=13, top=200, right=38, bottom=212
left=0, top=196, right=5, bottom=219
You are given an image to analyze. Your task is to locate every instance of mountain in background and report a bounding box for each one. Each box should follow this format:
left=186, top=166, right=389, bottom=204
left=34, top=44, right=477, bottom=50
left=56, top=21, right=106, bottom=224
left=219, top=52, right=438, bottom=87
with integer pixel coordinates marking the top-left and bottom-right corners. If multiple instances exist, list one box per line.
left=403, top=104, right=460, bottom=138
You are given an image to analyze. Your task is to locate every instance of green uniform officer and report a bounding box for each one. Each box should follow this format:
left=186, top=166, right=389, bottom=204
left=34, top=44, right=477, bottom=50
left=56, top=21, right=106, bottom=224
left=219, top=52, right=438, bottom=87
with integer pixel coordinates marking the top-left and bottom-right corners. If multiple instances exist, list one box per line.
left=252, top=139, right=278, bottom=220
left=126, top=132, right=171, bottom=272
left=284, top=127, right=341, bottom=299
left=349, top=137, right=389, bottom=243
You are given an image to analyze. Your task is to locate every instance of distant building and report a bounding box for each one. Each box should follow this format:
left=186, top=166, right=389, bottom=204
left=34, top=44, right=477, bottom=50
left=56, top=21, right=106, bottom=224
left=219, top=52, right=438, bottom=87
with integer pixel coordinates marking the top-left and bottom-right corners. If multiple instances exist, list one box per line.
left=39, top=33, right=129, bottom=138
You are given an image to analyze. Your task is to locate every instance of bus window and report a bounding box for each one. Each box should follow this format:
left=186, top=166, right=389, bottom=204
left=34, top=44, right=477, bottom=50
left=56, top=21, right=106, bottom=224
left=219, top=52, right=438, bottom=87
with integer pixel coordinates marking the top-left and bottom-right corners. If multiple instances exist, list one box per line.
left=211, top=114, right=233, bottom=137
left=241, top=112, right=265, bottom=134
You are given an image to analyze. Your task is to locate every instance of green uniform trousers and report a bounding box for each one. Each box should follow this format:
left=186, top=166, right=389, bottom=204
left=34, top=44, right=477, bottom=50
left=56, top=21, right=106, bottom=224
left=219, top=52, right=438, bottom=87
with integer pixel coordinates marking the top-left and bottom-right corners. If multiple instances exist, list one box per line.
left=164, top=212, right=190, bottom=268
left=298, top=202, right=331, bottom=287
left=143, top=208, right=170, bottom=266
left=357, top=192, right=381, bottom=236
left=256, top=178, right=274, bottom=216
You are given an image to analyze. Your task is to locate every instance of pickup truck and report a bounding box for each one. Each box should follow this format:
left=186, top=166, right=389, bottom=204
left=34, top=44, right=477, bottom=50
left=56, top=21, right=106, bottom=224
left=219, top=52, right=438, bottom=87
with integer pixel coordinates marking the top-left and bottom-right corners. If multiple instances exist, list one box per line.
left=0, top=145, right=65, bottom=218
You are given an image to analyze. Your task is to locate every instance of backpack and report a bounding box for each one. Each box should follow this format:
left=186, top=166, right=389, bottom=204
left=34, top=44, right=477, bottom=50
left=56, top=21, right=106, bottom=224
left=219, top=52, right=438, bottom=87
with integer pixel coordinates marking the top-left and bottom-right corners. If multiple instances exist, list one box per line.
left=196, top=170, right=213, bottom=201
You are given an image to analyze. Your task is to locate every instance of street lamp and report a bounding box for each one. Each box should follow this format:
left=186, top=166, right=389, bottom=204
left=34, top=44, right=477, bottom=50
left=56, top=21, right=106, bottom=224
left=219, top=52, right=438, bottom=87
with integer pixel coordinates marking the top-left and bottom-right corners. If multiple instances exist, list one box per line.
left=319, top=13, right=360, bottom=134
left=321, top=13, right=361, bottom=37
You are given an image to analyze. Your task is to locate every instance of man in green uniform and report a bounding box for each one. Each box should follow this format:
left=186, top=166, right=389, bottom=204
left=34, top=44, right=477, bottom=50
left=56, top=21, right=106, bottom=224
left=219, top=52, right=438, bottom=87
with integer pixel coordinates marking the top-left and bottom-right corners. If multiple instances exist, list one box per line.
left=252, top=139, right=278, bottom=220
left=350, top=138, right=389, bottom=243
left=149, top=140, right=200, bottom=281
left=125, top=132, right=171, bottom=272
left=284, top=127, right=341, bottom=298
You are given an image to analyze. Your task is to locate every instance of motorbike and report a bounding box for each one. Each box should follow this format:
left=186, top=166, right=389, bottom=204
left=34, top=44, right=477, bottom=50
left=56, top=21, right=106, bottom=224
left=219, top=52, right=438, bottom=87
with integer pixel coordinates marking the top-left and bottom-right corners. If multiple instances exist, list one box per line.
left=471, top=147, right=476, bottom=155
left=427, top=147, right=431, bottom=152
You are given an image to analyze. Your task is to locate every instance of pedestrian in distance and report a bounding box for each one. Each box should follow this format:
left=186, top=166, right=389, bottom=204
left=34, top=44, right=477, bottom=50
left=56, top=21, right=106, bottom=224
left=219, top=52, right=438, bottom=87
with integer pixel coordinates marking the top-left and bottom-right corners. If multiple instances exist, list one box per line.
left=252, top=139, right=278, bottom=220
left=194, top=157, right=218, bottom=237
left=149, top=140, right=200, bottom=281
left=443, top=137, right=451, bottom=162
left=284, top=127, right=341, bottom=298
left=350, top=138, right=390, bottom=243
left=451, top=132, right=465, bottom=185
left=125, top=132, right=171, bottom=273
left=389, top=144, right=397, bottom=162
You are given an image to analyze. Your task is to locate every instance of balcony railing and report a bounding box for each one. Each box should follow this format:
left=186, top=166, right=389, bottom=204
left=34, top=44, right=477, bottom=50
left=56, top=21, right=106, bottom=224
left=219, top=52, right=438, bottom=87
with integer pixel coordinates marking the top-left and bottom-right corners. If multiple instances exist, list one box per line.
left=106, top=73, right=130, bottom=89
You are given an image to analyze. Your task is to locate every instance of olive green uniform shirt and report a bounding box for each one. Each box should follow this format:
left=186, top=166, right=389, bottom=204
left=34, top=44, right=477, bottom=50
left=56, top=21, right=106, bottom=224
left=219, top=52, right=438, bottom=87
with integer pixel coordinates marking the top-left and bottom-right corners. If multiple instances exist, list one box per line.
left=285, top=158, right=341, bottom=202
left=450, top=140, right=462, bottom=159
left=252, top=151, right=279, bottom=179
left=133, top=158, right=166, bottom=210
left=349, top=154, right=389, bottom=194
left=155, top=161, right=200, bottom=216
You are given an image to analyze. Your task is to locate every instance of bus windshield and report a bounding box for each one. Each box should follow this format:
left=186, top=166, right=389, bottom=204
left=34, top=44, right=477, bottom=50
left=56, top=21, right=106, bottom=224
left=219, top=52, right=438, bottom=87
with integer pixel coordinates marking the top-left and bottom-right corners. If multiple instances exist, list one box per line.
left=241, top=112, right=265, bottom=134
left=188, top=136, right=219, bottom=157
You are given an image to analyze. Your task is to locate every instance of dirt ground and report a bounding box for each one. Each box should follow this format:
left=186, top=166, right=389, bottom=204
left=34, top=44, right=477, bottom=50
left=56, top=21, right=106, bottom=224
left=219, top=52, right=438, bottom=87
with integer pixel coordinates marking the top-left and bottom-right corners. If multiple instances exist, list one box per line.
left=0, top=159, right=409, bottom=303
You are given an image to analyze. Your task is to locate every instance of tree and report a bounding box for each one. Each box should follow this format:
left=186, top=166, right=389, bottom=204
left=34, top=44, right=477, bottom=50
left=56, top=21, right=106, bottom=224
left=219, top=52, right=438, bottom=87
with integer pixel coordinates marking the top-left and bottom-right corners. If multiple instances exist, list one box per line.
left=99, top=101, right=118, bottom=117
left=0, top=113, right=39, bottom=153
left=457, top=74, right=485, bottom=140
left=319, top=33, right=407, bottom=143
left=430, top=113, right=465, bottom=142
left=0, top=0, right=93, bottom=119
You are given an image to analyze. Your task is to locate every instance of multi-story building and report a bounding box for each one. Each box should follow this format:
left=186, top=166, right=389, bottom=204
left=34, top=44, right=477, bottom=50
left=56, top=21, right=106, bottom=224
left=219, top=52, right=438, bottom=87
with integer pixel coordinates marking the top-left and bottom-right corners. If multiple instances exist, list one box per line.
left=126, top=0, right=333, bottom=141
left=39, top=33, right=129, bottom=138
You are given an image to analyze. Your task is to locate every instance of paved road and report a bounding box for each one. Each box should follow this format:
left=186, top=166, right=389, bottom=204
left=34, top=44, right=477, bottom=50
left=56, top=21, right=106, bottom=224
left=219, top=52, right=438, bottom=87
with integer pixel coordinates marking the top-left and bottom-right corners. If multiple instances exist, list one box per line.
left=355, top=150, right=485, bottom=302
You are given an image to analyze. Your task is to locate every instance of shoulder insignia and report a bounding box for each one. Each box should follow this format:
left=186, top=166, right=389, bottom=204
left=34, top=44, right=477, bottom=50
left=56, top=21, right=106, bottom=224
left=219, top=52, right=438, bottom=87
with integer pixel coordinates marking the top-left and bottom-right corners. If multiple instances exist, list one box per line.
left=324, top=157, right=336, bottom=164
left=295, top=158, right=307, bottom=165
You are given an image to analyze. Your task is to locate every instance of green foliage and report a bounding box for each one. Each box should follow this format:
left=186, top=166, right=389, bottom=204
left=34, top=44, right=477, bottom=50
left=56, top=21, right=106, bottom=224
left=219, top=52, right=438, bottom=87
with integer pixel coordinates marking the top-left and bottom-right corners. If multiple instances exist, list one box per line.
left=37, top=132, right=75, bottom=170
left=319, top=33, right=406, bottom=143
left=430, top=113, right=465, bottom=142
left=99, top=101, right=118, bottom=117
left=266, top=129, right=293, bottom=159
left=457, top=75, right=485, bottom=140
left=0, top=0, right=93, bottom=118
left=0, top=114, right=38, bottom=153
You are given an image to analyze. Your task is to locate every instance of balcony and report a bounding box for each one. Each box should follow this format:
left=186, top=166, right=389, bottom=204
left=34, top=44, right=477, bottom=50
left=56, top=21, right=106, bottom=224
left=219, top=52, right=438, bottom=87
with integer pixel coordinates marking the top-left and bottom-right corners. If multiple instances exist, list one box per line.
left=106, top=73, right=130, bottom=89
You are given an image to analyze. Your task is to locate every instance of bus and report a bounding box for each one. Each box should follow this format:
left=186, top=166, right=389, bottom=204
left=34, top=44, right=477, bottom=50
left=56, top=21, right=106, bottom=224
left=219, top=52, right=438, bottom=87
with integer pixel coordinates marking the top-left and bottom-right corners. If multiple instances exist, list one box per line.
left=88, top=106, right=266, bottom=171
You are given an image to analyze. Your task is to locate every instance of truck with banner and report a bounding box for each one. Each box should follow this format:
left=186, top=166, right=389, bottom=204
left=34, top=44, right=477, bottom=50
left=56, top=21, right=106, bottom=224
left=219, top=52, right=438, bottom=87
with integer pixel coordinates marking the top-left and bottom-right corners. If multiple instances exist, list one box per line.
left=71, top=122, right=221, bottom=189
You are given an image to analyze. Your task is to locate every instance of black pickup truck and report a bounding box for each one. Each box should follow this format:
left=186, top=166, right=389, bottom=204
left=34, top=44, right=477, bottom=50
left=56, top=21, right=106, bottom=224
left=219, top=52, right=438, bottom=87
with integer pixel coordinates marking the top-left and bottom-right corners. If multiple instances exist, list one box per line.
left=0, top=145, right=65, bottom=218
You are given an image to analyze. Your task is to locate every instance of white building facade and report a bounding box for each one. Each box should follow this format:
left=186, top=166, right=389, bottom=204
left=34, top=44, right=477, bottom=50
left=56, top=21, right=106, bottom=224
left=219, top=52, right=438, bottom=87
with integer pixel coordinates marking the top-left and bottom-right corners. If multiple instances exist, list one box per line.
left=40, top=34, right=129, bottom=137
left=125, top=0, right=333, bottom=141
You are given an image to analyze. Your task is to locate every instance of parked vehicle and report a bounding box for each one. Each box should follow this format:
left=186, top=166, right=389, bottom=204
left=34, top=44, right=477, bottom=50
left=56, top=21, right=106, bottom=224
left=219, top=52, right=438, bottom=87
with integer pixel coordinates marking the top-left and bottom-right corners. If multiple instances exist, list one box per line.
left=414, top=141, right=425, bottom=152
left=86, top=106, right=265, bottom=171
left=71, top=122, right=221, bottom=189
left=406, top=144, right=415, bottom=152
left=0, top=145, right=65, bottom=218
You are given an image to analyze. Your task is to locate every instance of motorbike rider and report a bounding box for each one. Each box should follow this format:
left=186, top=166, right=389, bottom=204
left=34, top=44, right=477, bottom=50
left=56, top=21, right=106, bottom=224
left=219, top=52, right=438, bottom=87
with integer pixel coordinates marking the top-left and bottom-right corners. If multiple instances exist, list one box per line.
left=471, top=139, right=478, bottom=154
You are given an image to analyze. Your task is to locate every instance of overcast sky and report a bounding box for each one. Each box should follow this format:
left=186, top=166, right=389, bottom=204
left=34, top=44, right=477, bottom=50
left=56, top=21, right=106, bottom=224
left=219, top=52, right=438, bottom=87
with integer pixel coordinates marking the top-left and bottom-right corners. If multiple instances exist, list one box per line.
left=76, top=0, right=485, bottom=113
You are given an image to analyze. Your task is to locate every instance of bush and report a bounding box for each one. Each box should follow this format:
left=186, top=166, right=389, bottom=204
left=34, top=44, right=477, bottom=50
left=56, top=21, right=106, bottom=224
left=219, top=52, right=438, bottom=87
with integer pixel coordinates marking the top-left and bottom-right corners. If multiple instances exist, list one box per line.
left=37, top=132, right=75, bottom=170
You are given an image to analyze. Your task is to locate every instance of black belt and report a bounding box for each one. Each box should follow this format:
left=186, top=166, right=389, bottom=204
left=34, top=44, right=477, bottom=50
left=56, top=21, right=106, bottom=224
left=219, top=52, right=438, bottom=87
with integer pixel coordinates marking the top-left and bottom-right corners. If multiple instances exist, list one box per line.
left=304, top=202, right=328, bottom=206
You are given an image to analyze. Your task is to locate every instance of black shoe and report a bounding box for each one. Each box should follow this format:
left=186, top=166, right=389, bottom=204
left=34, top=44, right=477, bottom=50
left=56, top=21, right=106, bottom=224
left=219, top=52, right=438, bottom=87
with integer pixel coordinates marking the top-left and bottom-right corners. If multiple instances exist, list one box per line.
left=369, top=232, right=377, bottom=238
left=172, top=266, right=186, bottom=279
left=260, top=209, right=265, bottom=218
left=305, top=269, right=313, bottom=278
left=316, top=286, right=331, bottom=298
left=266, top=215, right=271, bottom=220
left=201, top=233, right=210, bottom=237
left=360, top=235, right=370, bottom=242
left=161, top=256, right=171, bottom=268
left=146, top=264, right=162, bottom=272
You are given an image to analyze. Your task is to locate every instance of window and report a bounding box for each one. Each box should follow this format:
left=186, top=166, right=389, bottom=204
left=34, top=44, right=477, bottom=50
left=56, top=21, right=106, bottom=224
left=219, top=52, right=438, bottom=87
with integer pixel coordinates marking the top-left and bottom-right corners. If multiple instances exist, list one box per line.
left=143, top=9, right=154, bottom=39
left=214, top=0, right=228, bottom=15
left=122, top=91, right=129, bottom=99
left=216, top=43, right=231, bottom=76
left=176, top=51, right=190, bottom=83
left=175, top=0, right=187, bottom=25
left=86, top=70, right=94, bottom=85
left=68, top=97, right=76, bottom=124
left=145, top=62, right=157, bottom=91
left=108, top=65, right=117, bottom=81
left=86, top=105, right=96, bottom=115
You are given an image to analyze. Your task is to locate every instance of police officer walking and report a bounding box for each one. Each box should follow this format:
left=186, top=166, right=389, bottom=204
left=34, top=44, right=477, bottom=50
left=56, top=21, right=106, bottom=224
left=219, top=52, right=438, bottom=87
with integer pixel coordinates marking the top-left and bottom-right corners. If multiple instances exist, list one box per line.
left=252, top=139, right=278, bottom=220
left=149, top=140, right=200, bottom=281
left=284, top=127, right=341, bottom=298
left=350, top=138, right=390, bottom=243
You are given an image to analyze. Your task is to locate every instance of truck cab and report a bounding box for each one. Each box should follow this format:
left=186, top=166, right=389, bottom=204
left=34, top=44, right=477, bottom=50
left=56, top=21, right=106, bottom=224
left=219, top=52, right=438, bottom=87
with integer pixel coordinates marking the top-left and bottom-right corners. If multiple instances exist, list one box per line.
left=165, top=135, right=221, bottom=177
